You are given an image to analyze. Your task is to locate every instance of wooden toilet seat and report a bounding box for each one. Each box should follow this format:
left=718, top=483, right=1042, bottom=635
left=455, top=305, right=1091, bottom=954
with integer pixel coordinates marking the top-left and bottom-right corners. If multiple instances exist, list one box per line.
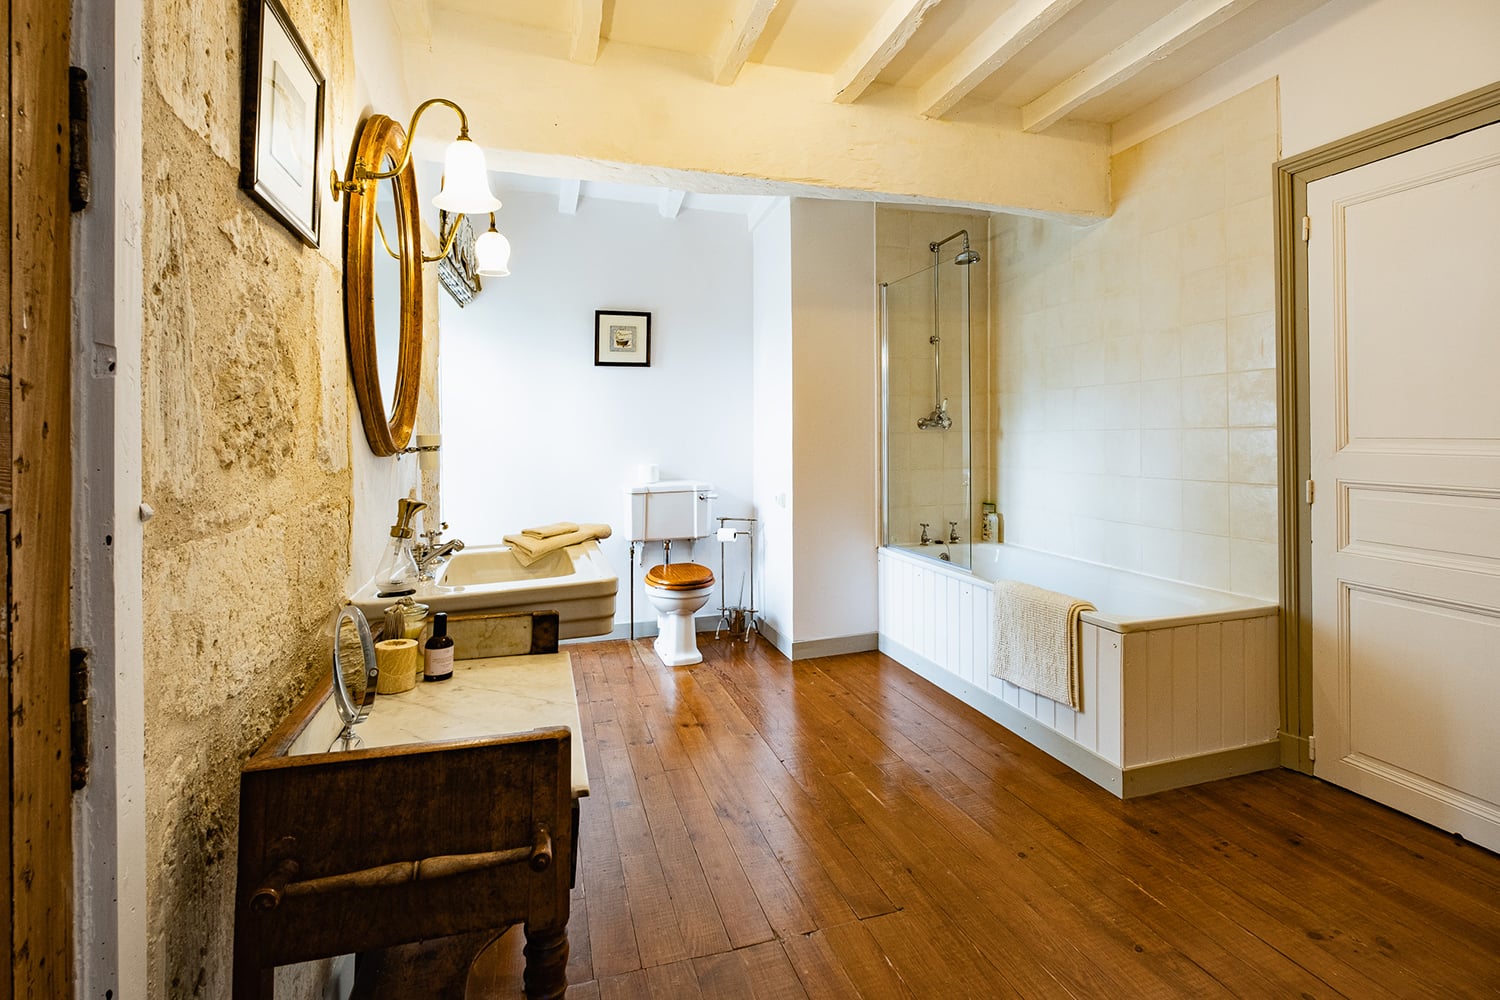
left=645, top=563, right=715, bottom=591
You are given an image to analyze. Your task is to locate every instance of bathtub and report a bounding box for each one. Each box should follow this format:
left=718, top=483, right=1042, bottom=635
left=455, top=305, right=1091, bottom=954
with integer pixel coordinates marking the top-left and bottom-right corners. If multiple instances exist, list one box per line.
left=878, top=543, right=1280, bottom=797
left=350, top=540, right=617, bottom=639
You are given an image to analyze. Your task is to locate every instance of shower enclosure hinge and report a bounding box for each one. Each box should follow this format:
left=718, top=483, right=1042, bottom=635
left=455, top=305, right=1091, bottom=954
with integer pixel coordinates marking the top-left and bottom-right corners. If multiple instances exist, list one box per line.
left=1301, top=215, right=1311, bottom=242
left=70, top=647, right=90, bottom=790
left=1305, top=479, right=1315, bottom=504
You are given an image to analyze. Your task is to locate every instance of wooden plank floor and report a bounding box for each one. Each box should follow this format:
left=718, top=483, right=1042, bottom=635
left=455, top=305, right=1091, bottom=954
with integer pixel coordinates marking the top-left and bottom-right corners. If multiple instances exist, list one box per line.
left=468, top=637, right=1500, bottom=998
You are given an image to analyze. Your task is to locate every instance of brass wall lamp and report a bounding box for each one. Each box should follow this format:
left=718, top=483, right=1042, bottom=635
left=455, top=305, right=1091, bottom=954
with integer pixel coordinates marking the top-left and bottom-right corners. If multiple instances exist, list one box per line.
left=335, top=97, right=513, bottom=457
left=330, top=97, right=508, bottom=265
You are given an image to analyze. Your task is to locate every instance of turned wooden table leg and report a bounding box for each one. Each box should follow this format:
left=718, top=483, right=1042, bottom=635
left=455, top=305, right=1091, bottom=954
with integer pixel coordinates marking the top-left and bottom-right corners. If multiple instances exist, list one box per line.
left=521, top=923, right=568, bottom=1000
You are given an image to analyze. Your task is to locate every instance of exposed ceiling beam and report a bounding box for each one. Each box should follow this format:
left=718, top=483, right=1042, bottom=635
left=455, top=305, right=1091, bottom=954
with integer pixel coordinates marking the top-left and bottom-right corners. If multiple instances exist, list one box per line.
left=712, top=0, right=781, bottom=85
left=558, top=178, right=581, bottom=215
left=1022, top=0, right=1259, bottom=132
left=832, top=0, right=944, bottom=105
left=388, top=0, right=433, bottom=50
left=917, top=0, right=1083, bottom=118
left=658, top=189, right=687, bottom=218
left=570, top=0, right=603, bottom=65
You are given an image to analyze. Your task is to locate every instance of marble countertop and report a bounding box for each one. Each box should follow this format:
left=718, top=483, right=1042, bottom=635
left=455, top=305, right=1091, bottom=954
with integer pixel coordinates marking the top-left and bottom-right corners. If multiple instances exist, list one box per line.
left=290, top=652, right=588, bottom=797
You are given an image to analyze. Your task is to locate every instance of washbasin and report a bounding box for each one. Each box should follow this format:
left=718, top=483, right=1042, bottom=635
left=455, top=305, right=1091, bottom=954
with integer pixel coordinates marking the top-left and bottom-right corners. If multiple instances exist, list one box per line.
left=439, top=545, right=574, bottom=587
left=349, top=539, right=617, bottom=639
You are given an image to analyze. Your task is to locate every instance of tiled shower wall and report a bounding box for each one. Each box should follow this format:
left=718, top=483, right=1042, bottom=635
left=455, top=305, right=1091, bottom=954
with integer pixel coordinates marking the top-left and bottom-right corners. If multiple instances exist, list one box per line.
left=877, top=208, right=992, bottom=550
left=993, top=81, right=1279, bottom=598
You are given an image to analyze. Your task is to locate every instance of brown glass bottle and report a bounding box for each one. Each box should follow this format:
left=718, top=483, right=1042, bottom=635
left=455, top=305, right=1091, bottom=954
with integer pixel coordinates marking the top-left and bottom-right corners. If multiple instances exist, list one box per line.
left=423, top=612, right=454, bottom=682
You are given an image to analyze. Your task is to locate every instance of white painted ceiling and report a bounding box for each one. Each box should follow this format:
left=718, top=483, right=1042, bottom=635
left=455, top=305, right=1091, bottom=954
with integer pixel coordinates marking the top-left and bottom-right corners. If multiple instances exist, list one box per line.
left=412, top=0, right=1335, bottom=214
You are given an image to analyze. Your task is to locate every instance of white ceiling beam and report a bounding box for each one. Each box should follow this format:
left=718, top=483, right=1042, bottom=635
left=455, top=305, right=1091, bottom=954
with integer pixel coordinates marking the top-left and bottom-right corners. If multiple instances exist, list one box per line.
left=917, top=0, right=1083, bottom=118
left=832, top=0, right=944, bottom=105
left=558, top=178, right=581, bottom=215
left=712, top=0, right=781, bottom=85
left=658, top=189, right=687, bottom=219
left=570, top=0, right=603, bottom=65
left=388, top=0, right=433, bottom=50
left=1022, top=0, right=1260, bottom=132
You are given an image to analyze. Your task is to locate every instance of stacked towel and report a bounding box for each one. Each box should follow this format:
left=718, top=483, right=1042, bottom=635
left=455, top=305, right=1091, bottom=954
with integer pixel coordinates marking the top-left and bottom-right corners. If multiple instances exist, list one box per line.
left=522, top=522, right=579, bottom=539
left=989, top=581, right=1095, bottom=710
left=503, top=522, right=612, bottom=567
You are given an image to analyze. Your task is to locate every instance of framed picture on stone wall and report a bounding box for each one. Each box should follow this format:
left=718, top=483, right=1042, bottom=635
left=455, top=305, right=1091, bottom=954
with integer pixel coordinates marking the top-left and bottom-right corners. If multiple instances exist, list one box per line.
left=241, top=0, right=325, bottom=247
left=594, top=310, right=652, bottom=367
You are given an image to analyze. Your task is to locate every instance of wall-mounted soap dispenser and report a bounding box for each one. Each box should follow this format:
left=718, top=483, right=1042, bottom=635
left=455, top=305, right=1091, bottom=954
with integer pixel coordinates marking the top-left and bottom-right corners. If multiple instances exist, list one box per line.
left=375, top=497, right=427, bottom=597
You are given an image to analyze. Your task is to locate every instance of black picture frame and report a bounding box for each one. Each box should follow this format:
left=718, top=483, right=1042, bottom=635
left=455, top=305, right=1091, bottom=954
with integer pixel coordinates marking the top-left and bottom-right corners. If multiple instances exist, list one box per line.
left=594, top=310, right=652, bottom=367
left=240, top=0, right=325, bottom=247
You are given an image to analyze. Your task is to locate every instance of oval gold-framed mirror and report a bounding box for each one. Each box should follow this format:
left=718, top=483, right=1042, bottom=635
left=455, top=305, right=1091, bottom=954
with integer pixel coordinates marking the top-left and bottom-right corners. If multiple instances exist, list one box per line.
left=343, top=113, right=423, bottom=457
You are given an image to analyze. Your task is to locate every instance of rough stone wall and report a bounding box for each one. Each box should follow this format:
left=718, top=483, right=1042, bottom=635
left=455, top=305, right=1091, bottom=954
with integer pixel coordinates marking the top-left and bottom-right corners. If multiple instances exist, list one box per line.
left=140, top=0, right=367, bottom=994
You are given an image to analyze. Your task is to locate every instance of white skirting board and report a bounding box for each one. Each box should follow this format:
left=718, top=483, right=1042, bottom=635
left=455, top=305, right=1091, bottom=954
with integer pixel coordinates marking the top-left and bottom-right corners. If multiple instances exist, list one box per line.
left=755, top=619, right=878, bottom=660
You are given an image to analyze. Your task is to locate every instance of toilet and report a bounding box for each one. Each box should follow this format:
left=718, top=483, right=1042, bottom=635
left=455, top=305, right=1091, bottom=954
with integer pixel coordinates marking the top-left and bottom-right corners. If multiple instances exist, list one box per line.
left=644, top=562, right=715, bottom=666
left=630, top=480, right=716, bottom=666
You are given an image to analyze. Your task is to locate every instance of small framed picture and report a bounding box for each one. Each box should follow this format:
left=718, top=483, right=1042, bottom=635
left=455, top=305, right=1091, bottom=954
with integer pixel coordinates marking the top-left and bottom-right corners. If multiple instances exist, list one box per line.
left=241, top=0, right=325, bottom=247
left=437, top=210, right=482, bottom=307
left=594, top=310, right=652, bottom=367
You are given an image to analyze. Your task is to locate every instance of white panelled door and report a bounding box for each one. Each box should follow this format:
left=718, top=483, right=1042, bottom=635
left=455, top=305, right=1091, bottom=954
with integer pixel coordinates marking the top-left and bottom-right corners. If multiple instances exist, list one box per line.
left=1309, top=121, right=1500, bottom=852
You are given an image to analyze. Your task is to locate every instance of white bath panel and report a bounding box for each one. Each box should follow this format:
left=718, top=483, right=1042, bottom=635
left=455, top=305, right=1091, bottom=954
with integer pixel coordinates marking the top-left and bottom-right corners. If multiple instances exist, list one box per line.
left=878, top=544, right=1280, bottom=797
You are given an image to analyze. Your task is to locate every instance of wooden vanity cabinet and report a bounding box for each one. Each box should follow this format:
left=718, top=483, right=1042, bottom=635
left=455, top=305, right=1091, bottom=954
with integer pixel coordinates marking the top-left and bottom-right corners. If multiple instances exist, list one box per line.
left=232, top=627, right=584, bottom=1000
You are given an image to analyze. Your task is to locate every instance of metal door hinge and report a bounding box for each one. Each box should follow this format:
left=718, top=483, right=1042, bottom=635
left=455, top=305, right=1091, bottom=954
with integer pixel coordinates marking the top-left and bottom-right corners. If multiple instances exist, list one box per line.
left=1301, top=215, right=1311, bottom=242
left=1308, top=734, right=1316, bottom=762
left=70, top=647, right=89, bottom=790
left=1305, top=479, right=1315, bottom=504
left=68, top=67, right=91, bottom=212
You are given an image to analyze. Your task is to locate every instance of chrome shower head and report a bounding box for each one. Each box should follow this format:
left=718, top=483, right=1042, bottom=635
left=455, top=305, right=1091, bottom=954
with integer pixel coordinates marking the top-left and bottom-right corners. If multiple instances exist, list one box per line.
left=954, top=248, right=981, bottom=265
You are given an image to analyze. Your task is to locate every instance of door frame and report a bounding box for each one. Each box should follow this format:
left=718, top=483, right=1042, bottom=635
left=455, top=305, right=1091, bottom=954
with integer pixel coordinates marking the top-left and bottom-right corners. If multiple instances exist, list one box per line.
left=8, top=0, right=76, bottom=993
left=1273, top=80, right=1500, bottom=773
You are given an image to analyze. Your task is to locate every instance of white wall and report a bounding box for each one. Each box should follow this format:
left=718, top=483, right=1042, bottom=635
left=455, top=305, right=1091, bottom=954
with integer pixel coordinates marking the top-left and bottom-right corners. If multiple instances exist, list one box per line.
left=1114, top=0, right=1500, bottom=154
left=440, top=190, right=756, bottom=626
left=348, top=0, right=422, bottom=591
left=751, top=200, right=795, bottom=647
left=790, top=199, right=880, bottom=644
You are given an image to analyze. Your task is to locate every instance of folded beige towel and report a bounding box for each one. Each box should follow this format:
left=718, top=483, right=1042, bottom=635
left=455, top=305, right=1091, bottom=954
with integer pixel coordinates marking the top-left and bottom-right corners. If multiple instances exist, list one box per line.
left=522, top=521, right=579, bottom=539
left=503, top=523, right=612, bottom=567
left=989, top=581, right=1094, bottom=710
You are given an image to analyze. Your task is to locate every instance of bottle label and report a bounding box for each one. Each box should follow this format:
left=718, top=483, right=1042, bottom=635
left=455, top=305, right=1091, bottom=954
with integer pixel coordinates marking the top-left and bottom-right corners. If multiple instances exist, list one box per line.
left=423, top=645, right=454, bottom=681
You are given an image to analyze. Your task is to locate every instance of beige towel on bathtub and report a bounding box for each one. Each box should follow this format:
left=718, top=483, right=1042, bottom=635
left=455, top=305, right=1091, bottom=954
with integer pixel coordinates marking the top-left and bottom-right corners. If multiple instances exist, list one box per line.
left=522, top=521, right=579, bottom=539
left=989, top=581, right=1094, bottom=710
left=503, top=523, right=612, bottom=567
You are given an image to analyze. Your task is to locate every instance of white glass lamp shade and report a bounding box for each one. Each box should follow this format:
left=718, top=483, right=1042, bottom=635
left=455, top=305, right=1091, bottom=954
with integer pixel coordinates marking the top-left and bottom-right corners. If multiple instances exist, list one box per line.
left=432, top=138, right=502, bottom=214
left=475, top=227, right=512, bottom=277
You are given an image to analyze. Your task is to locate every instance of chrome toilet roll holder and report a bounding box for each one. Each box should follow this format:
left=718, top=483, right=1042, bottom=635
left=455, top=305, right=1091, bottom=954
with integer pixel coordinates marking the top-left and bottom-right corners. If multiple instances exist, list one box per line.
left=714, top=516, right=758, bottom=642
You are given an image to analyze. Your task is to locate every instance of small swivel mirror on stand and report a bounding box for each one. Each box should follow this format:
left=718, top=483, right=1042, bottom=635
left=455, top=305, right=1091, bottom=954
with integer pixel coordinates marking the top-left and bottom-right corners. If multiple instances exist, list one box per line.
left=330, top=604, right=379, bottom=750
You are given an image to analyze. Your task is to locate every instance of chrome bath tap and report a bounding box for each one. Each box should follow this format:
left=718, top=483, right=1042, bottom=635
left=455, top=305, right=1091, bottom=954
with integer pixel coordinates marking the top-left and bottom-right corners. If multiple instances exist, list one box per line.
left=416, top=528, right=465, bottom=580
left=949, top=521, right=960, bottom=544
left=919, top=523, right=931, bottom=545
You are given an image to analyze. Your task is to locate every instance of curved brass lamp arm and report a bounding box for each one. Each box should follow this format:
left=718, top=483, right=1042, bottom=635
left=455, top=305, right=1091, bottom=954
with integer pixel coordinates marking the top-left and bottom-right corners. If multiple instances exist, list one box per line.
left=332, top=98, right=471, bottom=200
left=373, top=210, right=403, bottom=260
left=422, top=212, right=466, bottom=263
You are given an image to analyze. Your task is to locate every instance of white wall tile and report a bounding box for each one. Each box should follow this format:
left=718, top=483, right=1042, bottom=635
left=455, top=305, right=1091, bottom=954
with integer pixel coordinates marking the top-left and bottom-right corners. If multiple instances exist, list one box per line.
left=1227, top=311, right=1275, bottom=371
left=1229, top=427, right=1277, bottom=485
left=1228, top=369, right=1277, bottom=427
left=1182, top=481, right=1229, bottom=536
left=1182, top=374, right=1228, bottom=428
left=1182, top=428, right=1229, bottom=482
